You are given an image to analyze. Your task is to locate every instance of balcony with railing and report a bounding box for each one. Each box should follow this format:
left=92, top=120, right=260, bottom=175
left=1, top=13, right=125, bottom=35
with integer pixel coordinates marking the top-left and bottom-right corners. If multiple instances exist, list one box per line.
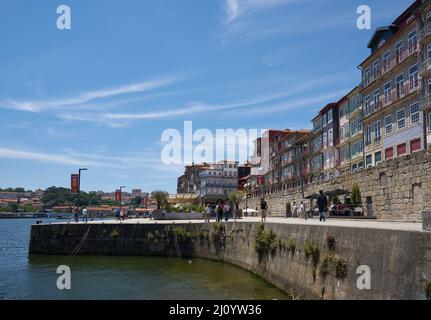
left=382, top=81, right=420, bottom=109
left=420, top=22, right=431, bottom=41
left=420, top=58, right=431, bottom=76
left=421, top=93, right=431, bottom=110
left=362, top=45, right=418, bottom=90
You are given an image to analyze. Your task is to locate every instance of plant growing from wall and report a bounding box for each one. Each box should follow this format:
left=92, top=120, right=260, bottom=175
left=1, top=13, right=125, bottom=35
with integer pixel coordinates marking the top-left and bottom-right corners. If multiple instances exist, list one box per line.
left=286, top=238, right=296, bottom=253
left=325, top=233, right=336, bottom=251
left=146, top=231, right=155, bottom=241
left=172, top=226, right=193, bottom=244
left=211, top=222, right=225, bottom=243
left=254, top=224, right=277, bottom=257
left=333, top=255, right=348, bottom=279
left=110, top=229, right=120, bottom=238
left=424, top=279, right=431, bottom=300
left=198, top=229, right=209, bottom=240
left=304, top=241, right=320, bottom=266
left=351, top=183, right=362, bottom=205
left=319, top=255, right=332, bottom=279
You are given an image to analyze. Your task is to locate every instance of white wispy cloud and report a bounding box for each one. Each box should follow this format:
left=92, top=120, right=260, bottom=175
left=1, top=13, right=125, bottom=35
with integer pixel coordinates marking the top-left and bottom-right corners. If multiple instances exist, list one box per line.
left=243, top=89, right=349, bottom=115
left=224, top=0, right=294, bottom=24
left=0, top=147, right=122, bottom=168
left=0, top=77, right=178, bottom=112
left=72, top=77, right=335, bottom=126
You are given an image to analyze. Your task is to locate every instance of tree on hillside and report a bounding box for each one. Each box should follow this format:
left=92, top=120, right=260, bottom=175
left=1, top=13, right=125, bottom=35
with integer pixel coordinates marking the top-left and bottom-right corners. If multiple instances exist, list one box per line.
left=150, top=190, right=169, bottom=210
left=133, top=196, right=142, bottom=207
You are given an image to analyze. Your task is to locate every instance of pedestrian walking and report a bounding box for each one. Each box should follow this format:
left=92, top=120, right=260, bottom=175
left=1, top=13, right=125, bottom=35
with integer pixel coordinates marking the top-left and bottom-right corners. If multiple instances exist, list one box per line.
left=74, top=208, right=79, bottom=223
left=223, top=202, right=230, bottom=222
left=82, top=207, right=88, bottom=223
left=317, top=190, right=328, bottom=222
left=204, top=204, right=212, bottom=223
left=114, top=207, right=120, bottom=221
left=292, top=201, right=298, bottom=218
left=216, top=201, right=223, bottom=222
left=300, top=201, right=307, bottom=220
left=260, top=198, right=268, bottom=222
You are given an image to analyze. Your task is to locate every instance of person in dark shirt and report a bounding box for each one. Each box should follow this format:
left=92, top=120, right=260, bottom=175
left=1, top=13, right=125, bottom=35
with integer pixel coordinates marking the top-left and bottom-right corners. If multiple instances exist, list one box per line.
left=260, top=198, right=268, bottom=222
left=316, top=190, right=328, bottom=222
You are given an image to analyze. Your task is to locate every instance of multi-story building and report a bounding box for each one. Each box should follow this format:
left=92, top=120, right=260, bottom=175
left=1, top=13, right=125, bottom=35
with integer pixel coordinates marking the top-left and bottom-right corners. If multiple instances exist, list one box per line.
left=347, top=87, right=365, bottom=172
left=337, top=95, right=351, bottom=175
left=309, top=114, right=324, bottom=182
left=197, top=161, right=239, bottom=201
left=320, top=103, right=340, bottom=180
left=419, top=0, right=431, bottom=147
left=177, top=163, right=211, bottom=194
left=335, top=87, right=364, bottom=174
left=360, top=1, right=423, bottom=168
left=248, top=130, right=290, bottom=198
left=276, top=130, right=310, bottom=193
left=131, top=189, right=142, bottom=198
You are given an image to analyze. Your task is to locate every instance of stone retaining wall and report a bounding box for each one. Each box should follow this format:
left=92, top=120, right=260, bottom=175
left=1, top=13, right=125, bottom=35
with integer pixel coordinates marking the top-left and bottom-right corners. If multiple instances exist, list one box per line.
left=29, top=221, right=431, bottom=300
left=243, top=149, right=431, bottom=220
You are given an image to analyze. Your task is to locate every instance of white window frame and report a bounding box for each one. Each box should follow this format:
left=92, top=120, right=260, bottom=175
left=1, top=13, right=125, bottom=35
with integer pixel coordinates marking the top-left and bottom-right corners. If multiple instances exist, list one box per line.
left=366, top=125, right=372, bottom=145
left=366, top=154, right=373, bottom=168
left=373, top=90, right=380, bottom=112
left=365, top=95, right=371, bottom=115
left=373, top=59, right=380, bottom=78
left=385, top=115, right=393, bottom=135
left=363, top=68, right=371, bottom=86
left=374, top=121, right=381, bottom=142
left=328, top=129, right=333, bottom=146
left=408, top=29, right=417, bottom=54
left=384, top=82, right=392, bottom=104
left=409, top=64, right=418, bottom=90
left=410, top=102, right=420, bottom=124
left=397, top=109, right=406, bottom=130
left=327, top=109, right=333, bottom=124
left=383, top=51, right=391, bottom=71
left=395, top=73, right=404, bottom=98
left=375, top=151, right=382, bottom=165
left=395, top=40, right=404, bottom=62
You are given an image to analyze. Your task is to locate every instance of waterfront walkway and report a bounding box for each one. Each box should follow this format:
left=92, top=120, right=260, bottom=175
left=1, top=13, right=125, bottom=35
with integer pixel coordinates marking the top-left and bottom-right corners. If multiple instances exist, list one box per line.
left=55, top=216, right=425, bottom=232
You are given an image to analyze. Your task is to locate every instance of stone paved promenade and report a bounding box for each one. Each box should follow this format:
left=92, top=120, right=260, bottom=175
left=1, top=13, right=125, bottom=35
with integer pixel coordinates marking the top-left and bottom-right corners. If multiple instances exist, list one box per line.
left=58, top=216, right=426, bottom=232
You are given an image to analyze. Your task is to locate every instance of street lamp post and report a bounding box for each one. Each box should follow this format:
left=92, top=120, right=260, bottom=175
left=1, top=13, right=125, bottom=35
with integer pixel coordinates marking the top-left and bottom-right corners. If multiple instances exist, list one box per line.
left=77, top=168, right=88, bottom=213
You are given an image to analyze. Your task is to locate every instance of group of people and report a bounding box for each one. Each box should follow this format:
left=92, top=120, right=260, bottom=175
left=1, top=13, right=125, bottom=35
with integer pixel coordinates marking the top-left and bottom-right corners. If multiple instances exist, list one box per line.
left=74, top=207, right=90, bottom=223
left=203, top=201, right=231, bottom=223
left=286, top=190, right=328, bottom=222
left=114, top=207, right=129, bottom=221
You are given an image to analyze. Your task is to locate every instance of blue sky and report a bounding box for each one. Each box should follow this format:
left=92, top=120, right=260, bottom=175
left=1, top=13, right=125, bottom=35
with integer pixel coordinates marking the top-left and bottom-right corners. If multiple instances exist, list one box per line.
left=0, top=0, right=413, bottom=193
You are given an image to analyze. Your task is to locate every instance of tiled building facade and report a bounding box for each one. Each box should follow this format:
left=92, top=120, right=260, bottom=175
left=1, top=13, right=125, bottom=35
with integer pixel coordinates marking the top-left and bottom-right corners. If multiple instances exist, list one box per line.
left=246, top=0, right=431, bottom=199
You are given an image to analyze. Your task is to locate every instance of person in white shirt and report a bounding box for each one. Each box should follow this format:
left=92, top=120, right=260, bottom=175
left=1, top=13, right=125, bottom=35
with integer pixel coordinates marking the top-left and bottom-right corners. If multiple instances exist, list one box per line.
left=82, top=207, right=88, bottom=223
left=204, top=204, right=212, bottom=223
left=300, top=201, right=307, bottom=220
left=292, top=202, right=298, bottom=218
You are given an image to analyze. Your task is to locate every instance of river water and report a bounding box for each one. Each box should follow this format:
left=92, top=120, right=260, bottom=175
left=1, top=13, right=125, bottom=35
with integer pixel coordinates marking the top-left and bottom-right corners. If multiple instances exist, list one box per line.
left=0, top=219, right=290, bottom=300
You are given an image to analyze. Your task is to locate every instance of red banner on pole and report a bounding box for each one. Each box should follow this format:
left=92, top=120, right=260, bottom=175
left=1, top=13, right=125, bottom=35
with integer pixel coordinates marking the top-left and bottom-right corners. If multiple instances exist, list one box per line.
left=115, top=190, right=121, bottom=202
left=71, top=174, right=79, bottom=193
